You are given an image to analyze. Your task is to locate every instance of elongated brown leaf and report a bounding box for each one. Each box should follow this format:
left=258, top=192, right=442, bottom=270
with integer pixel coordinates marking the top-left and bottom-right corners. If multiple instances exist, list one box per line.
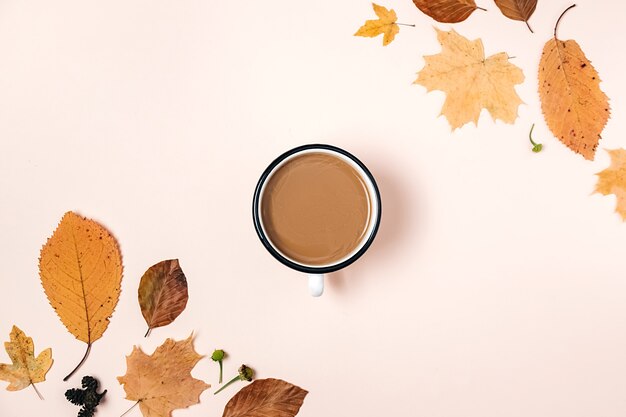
left=412, top=0, right=482, bottom=23
left=39, top=211, right=122, bottom=380
left=138, top=259, right=188, bottom=337
left=223, top=378, right=308, bottom=417
left=538, top=6, right=610, bottom=160
left=494, top=0, right=537, bottom=32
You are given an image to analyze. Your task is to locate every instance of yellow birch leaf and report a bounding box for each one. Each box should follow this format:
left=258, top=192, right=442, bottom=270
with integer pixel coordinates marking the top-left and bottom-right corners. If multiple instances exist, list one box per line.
left=38, top=211, right=122, bottom=380
left=0, top=326, right=52, bottom=394
left=538, top=6, right=610, bottom=161
left=354, top=3, right=399, bottom=46
left=118, top=335, right=210, bottom=417
left=414, top=28, right=524, bottom=130
left=595, top=149, right=626, bottom=221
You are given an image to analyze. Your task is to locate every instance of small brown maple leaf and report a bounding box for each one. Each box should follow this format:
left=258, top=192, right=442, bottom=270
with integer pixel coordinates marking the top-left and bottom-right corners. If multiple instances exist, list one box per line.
left=354, top=3, right=400, bottom=46
left=414, top=28, right=524, bottom=130
left=595, top=149, right=626, bottom=221
left=117, top=335, right=209, bottom=417
left=0, top=326, right=52, bottom=395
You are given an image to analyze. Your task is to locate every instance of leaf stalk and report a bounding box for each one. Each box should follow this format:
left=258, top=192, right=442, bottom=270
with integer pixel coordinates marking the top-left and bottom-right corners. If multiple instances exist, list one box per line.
left=119, top=401, right=140, bottom=417
left=63, top=343, right=92, bottom=381
left=554, top=4, right=576, bottom=38
left=31, top=383, right=44, bottom=400
left=529, top=124, right=543, bottom=153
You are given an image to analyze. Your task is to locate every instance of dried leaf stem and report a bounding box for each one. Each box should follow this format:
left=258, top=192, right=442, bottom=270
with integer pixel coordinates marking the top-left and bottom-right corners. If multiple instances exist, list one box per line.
left=525, top=20, right=533, bottom=33
left=554, top=4, right=576, bottom=38
left=119, top=401, right=140, bottom=417
left=31, top=383, right=44, bottom=400
left=63, top=343, right=91, bottom=381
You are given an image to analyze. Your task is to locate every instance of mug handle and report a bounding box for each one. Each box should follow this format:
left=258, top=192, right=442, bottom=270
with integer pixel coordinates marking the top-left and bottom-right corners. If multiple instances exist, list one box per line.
left=308, top=274, right=324, bottom=297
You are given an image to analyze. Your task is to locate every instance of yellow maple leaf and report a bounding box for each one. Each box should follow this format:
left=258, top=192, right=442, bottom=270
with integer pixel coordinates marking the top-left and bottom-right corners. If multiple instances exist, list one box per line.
left=0, top=326, right=52, bottom=395
left=39, top=211, right=123, bottom=380
left=118, top=335, right=210, bottom=417
left=414, top=28, right=524, bottom=130
left=354, top=3, right=399, bottom=46
left=595, top=149, right=626, bottom=221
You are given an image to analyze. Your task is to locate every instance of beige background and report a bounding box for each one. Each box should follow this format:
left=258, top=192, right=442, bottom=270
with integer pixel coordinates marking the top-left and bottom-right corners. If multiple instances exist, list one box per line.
left=1, top=0, right=626, bottom=416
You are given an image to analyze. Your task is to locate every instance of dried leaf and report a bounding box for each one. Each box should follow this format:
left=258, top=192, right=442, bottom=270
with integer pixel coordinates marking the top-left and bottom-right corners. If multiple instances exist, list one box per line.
left=0, top=326, right=52, bottom=392
left=354, top=3, right=399, bottom=46
left=222, top=378, right=308, bottom=417
left=412, top=0, right=482, bottom=23
left=493, top=0, right=537, bottom=32
left=118, top=335, right=210, bottom=417
left=595, top=149, right=626, bottom=220
left=538, top=6, right=610, bottom=160
left=138, top=259, right=189, bottom=337
left=414, top=28, right=524, bottom=130
left=38, top=211, right=122, bottom=380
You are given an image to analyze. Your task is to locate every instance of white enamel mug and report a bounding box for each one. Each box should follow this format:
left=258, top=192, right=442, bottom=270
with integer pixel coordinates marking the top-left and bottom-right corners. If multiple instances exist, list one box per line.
left=252, top=144, right=382, bottom=297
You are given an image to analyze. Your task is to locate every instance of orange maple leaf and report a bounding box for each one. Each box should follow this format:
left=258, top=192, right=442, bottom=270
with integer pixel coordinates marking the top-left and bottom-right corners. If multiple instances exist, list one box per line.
left=595, top=149, right=626, bottom=221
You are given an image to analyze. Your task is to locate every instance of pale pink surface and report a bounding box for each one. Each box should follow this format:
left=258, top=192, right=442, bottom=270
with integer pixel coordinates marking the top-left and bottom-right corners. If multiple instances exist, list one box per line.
left=1, top=1, right=626, bottom=416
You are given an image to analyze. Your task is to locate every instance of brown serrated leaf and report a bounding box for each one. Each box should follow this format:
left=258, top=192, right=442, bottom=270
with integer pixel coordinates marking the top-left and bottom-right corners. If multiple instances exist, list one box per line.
left=595, top=149, right=626, bottom=220
left=538, top=5, right=610, bottom=160
left=0, top=326, right=52, bottom=395
left=222, top=378, right=308, bottom=417
left=354, top=3, right=400, bottom=46
left=412, top=0, right=483, bottom=23
left=139, top=259, right=188, bottom=337
left=414, top=28, right=524, bottom=130
left=38, top=211, right=122, bottom=381
left=493, top=0, right=537, bottom=32
left=118, top=335, right=209, bottom=417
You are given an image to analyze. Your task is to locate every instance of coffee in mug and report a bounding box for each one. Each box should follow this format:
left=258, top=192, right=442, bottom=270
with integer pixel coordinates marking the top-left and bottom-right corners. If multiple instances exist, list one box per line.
left=253, top=144, right=381, bottom=296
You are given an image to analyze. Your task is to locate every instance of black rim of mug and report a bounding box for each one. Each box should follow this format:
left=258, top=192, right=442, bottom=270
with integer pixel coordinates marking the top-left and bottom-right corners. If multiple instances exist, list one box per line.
left=252, top=144, right=382, bottom=274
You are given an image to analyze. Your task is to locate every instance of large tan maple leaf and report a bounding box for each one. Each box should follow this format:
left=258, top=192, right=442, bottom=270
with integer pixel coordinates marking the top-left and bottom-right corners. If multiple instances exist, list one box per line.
left=414, top=28, right=524, bottom=130
left=595, top=149, right=626, bottom=221
left=117, top=335, right=210, bottom=417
